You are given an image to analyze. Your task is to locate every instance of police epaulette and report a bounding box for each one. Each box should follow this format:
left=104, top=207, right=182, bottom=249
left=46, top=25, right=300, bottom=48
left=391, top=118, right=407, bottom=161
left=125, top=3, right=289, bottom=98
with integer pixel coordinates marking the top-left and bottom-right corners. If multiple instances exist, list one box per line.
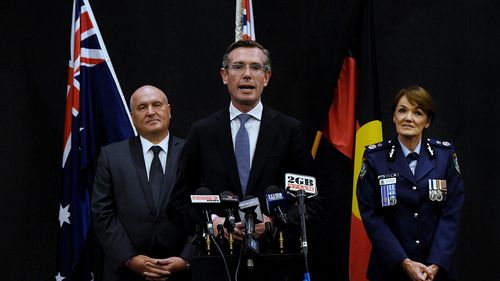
left=424, top=138, right=453, bottom=160
left=365, top=139, right=393, bottom=152
left=426, top=138, right=454, bottom=149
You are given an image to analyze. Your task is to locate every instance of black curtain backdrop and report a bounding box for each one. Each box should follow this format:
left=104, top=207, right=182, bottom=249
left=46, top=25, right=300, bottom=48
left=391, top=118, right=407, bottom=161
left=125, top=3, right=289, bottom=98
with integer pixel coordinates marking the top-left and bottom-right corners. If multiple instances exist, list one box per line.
left=1, top=0, right=499, bottom=280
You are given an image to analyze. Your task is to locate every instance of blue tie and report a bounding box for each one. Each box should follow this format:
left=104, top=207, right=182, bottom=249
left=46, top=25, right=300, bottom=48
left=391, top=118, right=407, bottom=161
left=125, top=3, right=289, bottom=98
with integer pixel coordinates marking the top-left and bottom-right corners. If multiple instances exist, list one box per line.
left=235, top=114, right=251, bottom=195
left=149, top=146, right=164, bottom=210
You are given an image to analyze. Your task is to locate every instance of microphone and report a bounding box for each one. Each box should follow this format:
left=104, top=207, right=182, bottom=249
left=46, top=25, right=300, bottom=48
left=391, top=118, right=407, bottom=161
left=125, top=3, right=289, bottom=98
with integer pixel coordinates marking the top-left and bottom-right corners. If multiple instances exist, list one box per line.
left=265, top=185, right=289, bottom=226
left=219, top=191, right=240, bottom=233
left=285, top=173, right=318, bottom=275
left=219, top=191, right=239, bottom=255
left=238, top=195, right=263, bottom=236
left=190, top=187, right=221, bottom=236
left=238, top=195, right=262, bottom=258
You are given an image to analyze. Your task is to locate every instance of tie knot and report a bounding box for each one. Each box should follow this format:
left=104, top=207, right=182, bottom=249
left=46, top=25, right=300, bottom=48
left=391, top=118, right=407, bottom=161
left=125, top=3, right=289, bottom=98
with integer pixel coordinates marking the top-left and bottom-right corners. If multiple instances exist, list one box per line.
left=237, top=114, right=251, bottom=124
left=151, top=145, right=162, bottom=156
left=406, top=152, right=419, bottom=163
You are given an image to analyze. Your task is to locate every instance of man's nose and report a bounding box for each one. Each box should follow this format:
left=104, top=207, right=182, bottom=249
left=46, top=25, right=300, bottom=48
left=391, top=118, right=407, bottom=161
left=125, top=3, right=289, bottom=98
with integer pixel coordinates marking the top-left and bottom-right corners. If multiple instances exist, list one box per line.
left=146, top=106, right=156, bottom=114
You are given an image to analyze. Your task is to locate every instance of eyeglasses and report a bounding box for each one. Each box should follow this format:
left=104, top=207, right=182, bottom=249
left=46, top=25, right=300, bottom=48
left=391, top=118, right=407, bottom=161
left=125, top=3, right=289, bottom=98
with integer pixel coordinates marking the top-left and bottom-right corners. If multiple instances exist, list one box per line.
left=226, top=63, right=266, bottom=75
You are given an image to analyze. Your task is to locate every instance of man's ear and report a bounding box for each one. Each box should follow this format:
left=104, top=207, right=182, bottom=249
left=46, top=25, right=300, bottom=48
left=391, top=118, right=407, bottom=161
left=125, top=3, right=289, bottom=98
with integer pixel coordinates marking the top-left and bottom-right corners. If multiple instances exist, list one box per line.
left=220, top=68, right=228, bottom=85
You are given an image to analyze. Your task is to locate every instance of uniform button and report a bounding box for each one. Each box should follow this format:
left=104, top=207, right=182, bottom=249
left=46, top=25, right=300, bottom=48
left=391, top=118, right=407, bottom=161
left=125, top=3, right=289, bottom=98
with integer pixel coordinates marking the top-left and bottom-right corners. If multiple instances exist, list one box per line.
left=412, top=186, right=417, bottom=190
left=414, top=212, right=419, bottom=218
left=415, top=240, right=420, bottom=245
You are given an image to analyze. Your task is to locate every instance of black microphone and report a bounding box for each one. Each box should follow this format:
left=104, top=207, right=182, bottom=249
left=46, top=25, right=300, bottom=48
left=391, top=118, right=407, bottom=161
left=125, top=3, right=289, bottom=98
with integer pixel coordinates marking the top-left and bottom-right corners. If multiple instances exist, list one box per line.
left=190, top=187, right=221, bottom=236
left=219, top=191, right=240, bottom=233
left=238, top=195, right=262, bottom=258
left=238, top=195, right=263, bottom=237
left=265, top=185, right=289, bottom=226
left=285, top=173, right=318, bottom=274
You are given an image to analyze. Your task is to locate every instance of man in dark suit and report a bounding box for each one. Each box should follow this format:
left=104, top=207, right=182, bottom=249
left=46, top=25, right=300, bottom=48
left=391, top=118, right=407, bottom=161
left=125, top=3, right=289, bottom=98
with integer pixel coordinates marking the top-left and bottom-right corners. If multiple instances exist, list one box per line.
left=169, top=40, right=323, bottom=281
left=92, top=85, right=194, bottom=281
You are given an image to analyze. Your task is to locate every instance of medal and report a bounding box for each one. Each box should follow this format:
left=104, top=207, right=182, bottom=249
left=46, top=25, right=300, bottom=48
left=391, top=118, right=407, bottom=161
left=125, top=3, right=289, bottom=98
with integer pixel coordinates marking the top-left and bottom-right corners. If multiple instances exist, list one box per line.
left=428, top=179, right=447, bottom=201
left=379, top=176, right=397, bottom=207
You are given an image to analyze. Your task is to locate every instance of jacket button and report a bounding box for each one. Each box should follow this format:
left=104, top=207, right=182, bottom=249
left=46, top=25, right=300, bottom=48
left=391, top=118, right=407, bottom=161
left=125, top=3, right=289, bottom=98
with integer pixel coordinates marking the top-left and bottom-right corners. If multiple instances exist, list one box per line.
left=415, top=240, right=420, bottom=245
left=412, top=186, right=417, bottom=190
left=414, top=212, right=419, bottom=218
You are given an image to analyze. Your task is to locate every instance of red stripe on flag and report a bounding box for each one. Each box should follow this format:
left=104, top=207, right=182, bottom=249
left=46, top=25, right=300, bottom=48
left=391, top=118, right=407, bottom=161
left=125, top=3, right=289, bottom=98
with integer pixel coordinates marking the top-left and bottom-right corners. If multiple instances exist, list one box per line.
left=349, top=213, right=371, bottom=281
left=64, top=67, right=75, bottom=145
left=80, top=57, right=105, bottom=65
left=324, top=56, right=357, bottom=160
left=79, top=11, right=94, bottom=34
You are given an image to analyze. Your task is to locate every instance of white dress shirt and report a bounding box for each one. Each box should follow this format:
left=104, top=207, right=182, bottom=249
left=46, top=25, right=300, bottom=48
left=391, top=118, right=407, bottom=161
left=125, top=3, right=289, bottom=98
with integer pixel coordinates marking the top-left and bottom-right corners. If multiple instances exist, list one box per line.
left=229, top=101, right=262, bottom=168
left=139, top=134, right=169, bottom=179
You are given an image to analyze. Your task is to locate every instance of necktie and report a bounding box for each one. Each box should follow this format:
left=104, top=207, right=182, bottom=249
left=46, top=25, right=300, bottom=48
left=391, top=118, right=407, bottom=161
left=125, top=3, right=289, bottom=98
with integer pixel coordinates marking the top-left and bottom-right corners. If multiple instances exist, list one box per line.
left=406, top=152, right=419, bottom=175
left=149, top=145, right=164, bottom=209
left=406, top=152, right=419, bottom=164
left=235, top=114, right=251, bottom=195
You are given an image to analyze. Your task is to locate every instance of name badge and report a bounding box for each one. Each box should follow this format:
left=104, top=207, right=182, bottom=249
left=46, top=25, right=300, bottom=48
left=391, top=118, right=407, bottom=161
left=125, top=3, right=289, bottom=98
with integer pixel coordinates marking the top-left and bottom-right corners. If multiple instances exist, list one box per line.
left=428, top=179, right=447, bottom=201
left=378, top=174, right=398, bottom=207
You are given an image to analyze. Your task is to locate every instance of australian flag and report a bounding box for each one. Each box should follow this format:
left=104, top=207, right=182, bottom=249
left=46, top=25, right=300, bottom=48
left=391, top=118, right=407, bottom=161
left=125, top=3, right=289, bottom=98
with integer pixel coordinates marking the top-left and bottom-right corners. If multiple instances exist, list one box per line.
left=56, top=0, right=135, bottom=280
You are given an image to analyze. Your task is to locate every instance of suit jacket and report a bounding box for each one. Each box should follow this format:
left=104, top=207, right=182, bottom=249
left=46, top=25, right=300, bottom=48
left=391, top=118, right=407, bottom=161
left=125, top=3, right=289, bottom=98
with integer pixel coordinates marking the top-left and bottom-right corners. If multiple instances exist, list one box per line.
left=356, top=137, right=464, bottom=281
left=92, top=135, right=194, bottom=281
left=169, top=105, right=323, bottom=233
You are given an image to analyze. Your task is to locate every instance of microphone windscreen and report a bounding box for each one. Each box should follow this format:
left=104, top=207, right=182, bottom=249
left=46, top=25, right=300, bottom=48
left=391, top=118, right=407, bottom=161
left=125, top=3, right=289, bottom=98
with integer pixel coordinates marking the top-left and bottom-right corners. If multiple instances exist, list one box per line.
left=220, top=190, right=234, bottom=196
left=265, top=185, right=282, bottom=194
left=193, top=187, right=213, bottom=195
left=242, top=195, right=256, bottom=201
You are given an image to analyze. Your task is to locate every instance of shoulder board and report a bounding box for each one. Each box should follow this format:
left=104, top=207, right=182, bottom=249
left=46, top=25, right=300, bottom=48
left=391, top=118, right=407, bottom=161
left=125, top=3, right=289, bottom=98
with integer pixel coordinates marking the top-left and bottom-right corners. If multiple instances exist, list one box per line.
left=426, top=138, right=454, bottom=149
left=365, top=139, right=392, bottom=152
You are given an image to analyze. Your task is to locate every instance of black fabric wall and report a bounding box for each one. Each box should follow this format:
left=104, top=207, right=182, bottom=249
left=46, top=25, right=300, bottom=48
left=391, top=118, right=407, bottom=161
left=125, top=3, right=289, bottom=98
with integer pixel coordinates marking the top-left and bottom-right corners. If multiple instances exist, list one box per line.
left=1, top=0, right=499, bottom=280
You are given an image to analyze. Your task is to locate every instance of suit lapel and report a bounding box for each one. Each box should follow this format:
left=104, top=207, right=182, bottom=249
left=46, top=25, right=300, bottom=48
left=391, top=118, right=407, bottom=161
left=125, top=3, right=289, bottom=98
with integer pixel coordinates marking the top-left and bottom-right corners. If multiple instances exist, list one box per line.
left=247, top=107, right=277, bottom=195
left=390, top=149, right=417, bottom=185
left=213, top=109, right=242, bottom=196
left=159, top=135, right=181, bottom=208
left=414, top=150, right=434, bottom=182
left=129, top=136, right=157, bottom=216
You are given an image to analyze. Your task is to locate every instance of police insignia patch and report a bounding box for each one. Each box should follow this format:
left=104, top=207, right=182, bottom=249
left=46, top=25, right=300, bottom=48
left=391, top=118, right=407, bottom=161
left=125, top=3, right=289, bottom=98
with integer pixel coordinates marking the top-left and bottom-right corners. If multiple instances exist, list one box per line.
left=452, top=153, right=461, bottom=174
left=359, top=160, right=367, bottom=179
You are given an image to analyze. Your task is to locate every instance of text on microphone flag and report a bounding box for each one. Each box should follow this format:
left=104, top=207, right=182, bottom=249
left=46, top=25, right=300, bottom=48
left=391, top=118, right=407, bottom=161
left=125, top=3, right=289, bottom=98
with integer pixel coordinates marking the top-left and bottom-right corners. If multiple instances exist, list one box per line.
left=285, top=173, right=318, bottom=195
left=190, top=195, right=221, bottom=203
left=266, top=192, right=285, bottom=201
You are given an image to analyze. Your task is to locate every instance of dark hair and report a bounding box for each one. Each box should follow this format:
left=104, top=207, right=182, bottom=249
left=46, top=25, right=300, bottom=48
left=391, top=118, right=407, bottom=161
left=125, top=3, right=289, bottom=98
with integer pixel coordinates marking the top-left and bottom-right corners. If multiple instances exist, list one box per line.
left=391, top=85, right=437, bottom=123
left=221, top=40, right=272, bottom=71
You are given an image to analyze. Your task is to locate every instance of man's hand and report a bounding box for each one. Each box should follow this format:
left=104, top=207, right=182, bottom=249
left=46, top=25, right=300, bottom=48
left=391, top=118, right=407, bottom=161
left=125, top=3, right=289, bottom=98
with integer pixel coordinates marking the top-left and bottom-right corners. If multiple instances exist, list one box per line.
left=127, top=255, right=169, bottom=280
left=253, top=214, right=273, bottom=239
left=127, top=255, right=188, bottom=281
left=213, top=214, right=273, bottom=241
left=143, top=257, right=188, bottom=280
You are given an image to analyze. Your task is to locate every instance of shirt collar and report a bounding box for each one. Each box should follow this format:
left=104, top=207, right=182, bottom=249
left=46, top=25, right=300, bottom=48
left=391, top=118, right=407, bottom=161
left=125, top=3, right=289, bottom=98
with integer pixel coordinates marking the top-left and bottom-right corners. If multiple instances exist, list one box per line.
left=399, top=138, right=422, bottom=157
left=229, top=101, right=263, bottom=121
left=139, top=134, right=170, bottom=155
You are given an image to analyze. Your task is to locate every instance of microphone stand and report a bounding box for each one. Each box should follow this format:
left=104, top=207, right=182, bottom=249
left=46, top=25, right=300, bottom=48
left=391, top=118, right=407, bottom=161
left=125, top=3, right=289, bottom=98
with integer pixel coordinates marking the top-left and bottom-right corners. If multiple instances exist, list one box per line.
left=297, top=191, right=311, bottom=281
left=204, top=210, right=213, bottom=256
left=224, top=214, right=236, bottom=255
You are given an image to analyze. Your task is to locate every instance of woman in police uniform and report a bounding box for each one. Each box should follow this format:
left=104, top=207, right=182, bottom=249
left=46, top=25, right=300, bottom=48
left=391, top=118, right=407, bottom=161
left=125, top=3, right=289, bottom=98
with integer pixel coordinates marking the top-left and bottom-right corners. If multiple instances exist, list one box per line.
left=357, top=86, right=464, bottom=281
